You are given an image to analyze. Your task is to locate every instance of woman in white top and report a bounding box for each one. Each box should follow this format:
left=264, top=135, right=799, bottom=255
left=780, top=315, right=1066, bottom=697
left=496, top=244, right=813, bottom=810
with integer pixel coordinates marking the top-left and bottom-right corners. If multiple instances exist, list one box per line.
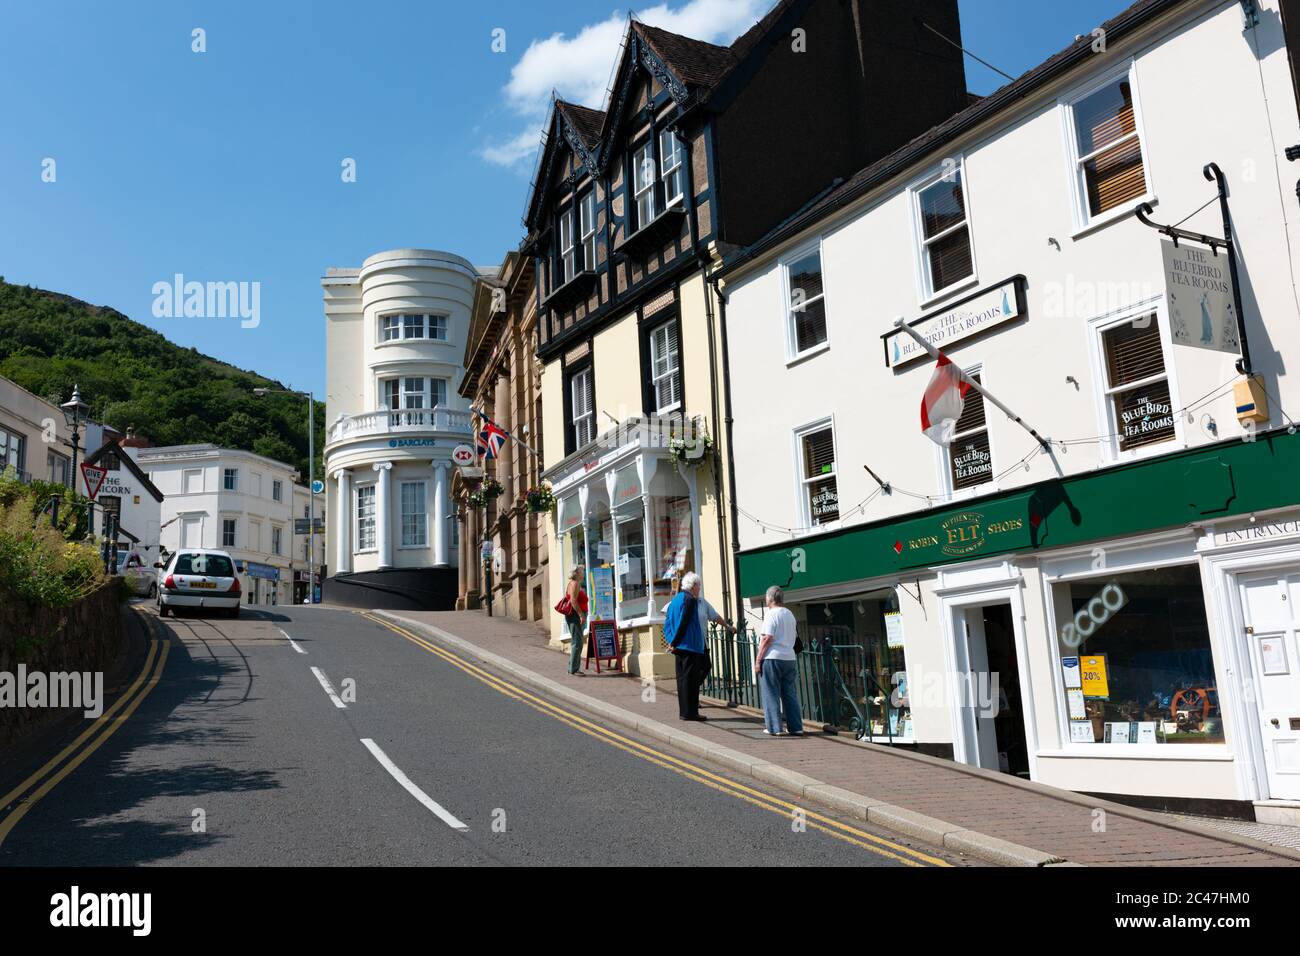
left=755, top=585, right=803, bottom=736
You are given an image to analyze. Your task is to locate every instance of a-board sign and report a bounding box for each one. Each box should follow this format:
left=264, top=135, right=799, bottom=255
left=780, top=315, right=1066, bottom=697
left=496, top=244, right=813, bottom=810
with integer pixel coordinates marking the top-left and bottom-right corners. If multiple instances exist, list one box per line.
left=585, top=619, right=622, bottom=674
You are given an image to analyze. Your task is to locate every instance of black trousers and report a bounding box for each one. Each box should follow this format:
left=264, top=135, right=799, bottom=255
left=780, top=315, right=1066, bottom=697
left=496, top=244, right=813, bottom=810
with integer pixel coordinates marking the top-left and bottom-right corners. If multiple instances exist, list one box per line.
left=674, top=650, right=710, bottom=718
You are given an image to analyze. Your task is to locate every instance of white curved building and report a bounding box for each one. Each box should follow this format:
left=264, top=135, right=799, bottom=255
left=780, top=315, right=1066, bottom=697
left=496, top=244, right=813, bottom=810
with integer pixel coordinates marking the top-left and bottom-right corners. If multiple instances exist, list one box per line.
left=322, top=249, right=491, bottom=608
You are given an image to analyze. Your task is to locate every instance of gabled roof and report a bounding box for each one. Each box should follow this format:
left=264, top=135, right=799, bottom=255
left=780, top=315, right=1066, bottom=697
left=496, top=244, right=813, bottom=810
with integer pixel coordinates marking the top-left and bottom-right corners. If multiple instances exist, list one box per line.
left=632, top=22, right=737, bottom=93
left=84, top=439, right=165, bottom=503
left=555, top=100, right=604, bottom=148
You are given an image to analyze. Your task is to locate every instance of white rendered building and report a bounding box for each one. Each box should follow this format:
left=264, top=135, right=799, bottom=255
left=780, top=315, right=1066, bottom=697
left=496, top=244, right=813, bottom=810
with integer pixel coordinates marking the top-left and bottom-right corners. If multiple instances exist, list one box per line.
left=322, top=249, right=487, bottom=609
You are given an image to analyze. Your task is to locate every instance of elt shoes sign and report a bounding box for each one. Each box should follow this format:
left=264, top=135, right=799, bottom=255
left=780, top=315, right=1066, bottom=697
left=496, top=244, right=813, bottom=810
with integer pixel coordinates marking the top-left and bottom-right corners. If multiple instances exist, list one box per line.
left=1162, top=239, right=1241, bottom=355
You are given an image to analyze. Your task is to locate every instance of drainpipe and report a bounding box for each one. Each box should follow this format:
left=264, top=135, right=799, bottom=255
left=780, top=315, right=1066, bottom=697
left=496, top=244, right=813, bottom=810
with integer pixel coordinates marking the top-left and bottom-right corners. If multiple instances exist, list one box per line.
left=706, top=263, right=744, bottom=630
left=700, top=254, right=733, bottom=627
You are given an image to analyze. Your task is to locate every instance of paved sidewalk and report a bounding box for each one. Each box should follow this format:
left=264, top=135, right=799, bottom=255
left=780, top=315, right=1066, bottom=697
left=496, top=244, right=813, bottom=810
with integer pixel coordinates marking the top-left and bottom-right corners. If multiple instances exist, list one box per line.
left=379, top=609, right=1300, bottom=867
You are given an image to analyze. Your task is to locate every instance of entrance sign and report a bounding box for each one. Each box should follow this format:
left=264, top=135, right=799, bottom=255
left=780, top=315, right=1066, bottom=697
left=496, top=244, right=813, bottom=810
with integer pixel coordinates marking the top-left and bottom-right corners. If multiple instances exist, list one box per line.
left=882, top=275, right=1026, bottom=369
left=80, top=463, right=107, bottom=500
left=1161, top=239, right=1241, bottom=355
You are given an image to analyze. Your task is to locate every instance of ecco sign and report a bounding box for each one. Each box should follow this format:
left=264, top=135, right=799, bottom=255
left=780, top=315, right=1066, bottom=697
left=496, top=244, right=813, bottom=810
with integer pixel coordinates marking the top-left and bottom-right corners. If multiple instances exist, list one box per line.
left=1060, top=581, right=1128, bottom=648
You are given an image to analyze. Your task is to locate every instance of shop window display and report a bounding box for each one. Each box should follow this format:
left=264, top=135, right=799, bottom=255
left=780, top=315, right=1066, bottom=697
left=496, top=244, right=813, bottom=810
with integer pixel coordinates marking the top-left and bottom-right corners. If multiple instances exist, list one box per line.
left=1052, top=565, right=1223, bottom=745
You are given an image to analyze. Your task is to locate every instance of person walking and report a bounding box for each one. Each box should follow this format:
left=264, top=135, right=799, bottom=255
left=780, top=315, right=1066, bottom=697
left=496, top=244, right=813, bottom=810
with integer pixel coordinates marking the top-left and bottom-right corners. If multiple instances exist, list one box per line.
left=663, top=572, right=732, bottom=721
left=560, top=565, right=589, bottom=675
left=755, top=585, right=802, bottom=736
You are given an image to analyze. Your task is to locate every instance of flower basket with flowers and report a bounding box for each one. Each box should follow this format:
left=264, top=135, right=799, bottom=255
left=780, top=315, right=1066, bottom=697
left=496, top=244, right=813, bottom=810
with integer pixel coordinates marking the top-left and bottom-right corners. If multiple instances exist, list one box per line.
left=667, top=434, right=713, bottom=467
left=525, top=483, right=556, bottom=513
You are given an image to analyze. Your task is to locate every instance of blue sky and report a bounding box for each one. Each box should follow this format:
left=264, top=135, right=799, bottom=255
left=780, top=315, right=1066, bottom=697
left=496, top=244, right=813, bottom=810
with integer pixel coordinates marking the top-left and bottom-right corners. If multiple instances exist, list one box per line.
left=0, top=0, right=1131, bottom=400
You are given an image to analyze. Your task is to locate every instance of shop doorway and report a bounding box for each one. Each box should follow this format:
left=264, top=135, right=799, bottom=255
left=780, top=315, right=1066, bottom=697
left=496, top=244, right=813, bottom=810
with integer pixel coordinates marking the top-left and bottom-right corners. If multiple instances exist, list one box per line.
left=1238, top=571, right=1300, bottom=801
left=958, top=602, right=1029, bottom=777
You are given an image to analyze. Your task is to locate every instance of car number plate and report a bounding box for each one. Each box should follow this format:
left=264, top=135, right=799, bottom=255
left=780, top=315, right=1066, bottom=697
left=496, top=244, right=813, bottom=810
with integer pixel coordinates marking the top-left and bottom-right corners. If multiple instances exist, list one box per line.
left=192, top=581, right=217, bottom=589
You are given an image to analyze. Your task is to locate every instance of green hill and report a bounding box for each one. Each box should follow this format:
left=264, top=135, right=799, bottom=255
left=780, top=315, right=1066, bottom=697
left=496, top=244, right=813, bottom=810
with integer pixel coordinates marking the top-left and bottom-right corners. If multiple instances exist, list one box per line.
left=0, top=279, right=324, bottom=481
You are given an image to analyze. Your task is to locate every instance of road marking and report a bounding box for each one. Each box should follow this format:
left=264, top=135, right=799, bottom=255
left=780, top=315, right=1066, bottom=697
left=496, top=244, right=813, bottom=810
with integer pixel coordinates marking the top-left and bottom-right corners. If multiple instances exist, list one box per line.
left=278, top=627, right=307, bottom=654
left=0, top=627, right=171, bottom=847
left=310, top=666, right=346, bottom=708
left=360, top=738, right=469, bottom=832
left=362, top=613, right=949, bottom=867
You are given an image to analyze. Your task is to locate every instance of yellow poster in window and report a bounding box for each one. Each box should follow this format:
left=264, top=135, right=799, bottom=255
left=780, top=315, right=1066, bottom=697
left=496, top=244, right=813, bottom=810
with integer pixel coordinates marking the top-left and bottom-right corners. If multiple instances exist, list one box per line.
left=1080, top=654, right=1109, bottom=699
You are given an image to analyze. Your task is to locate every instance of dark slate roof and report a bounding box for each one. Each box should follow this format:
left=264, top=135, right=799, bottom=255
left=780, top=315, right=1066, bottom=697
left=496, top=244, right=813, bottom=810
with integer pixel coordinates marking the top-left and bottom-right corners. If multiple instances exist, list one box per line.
left=555, top=100, right=605, bottom=148
left=720, top=0, right=1186, bottom=276
left=633, top=22, right=738, bottom=92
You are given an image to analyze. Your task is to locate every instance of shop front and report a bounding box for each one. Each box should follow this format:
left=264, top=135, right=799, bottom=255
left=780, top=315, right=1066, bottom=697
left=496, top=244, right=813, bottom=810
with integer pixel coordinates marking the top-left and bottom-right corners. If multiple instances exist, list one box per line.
left=549, top=434, right=703, bottom=678
left=240, top=560, right=283, bottom=607
left=738, top=429, right=1300, bottom=815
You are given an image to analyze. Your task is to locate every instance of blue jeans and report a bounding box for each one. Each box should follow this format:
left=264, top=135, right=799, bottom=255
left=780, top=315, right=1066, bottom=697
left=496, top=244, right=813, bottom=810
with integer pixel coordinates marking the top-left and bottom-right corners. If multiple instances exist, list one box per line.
left=760, top=658, right=802, bottom=734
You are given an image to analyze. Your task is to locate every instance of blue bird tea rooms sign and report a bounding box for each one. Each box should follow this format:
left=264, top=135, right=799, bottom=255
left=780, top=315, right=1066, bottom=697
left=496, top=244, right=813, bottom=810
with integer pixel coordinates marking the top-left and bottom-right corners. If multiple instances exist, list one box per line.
left=882, top=276, right=1027, bottom=369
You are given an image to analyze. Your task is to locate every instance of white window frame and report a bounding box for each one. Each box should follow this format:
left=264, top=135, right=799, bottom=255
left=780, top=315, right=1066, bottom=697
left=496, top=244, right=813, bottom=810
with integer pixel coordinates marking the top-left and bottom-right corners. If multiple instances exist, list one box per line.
left=182, top=468, right=203, bottom=495
left=271, top=524, right=283, bottom=556
left=399, top=479, right=429, bottom=549
left=659, top=129, right=685, bottom=208
left=779, top=239, right=831, bottom=363
left=570, top=367, right=595, bottom=449
left=1084, top=296, right=1183, bottom=466
left=1060, top=60, right=1154, bottom=236
left=792, top=416, right=839, bottom=533
left=649, top=320, right=682, bottom=415
left=934, top=363, right=997, bottom=500
left=579, top=190, right=596, bottom=269
left=633, top=140, right=657, bottom=229
left=223, top=467, right=238, bottom=492
left=272, top=479, right=283, bottom=502
left=221, top=517, right=237, bottom=548
left=378, top=313, right=449, bottom=344
left=251, top=471, right=263, bottom=498
left=559, top=206, right=576, bottom=284
left=355, top=483, right=377, bottom=553
left=909, top=158, right=978, bottom=304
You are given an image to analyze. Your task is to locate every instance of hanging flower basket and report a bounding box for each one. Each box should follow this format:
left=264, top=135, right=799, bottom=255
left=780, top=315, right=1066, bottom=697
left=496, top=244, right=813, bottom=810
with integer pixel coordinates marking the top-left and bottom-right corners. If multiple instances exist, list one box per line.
left=668, top=434, right=713, bottom=467
left=482, top=479, right=504, bottom=500
left=465, top=490, right=487, bottom=509
left=525, top=483, right=556, bottom=513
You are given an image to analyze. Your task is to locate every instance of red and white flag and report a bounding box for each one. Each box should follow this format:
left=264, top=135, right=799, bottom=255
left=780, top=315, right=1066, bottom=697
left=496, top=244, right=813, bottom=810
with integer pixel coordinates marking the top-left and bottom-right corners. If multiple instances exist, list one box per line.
left=920, top=353, right=971, bottom=446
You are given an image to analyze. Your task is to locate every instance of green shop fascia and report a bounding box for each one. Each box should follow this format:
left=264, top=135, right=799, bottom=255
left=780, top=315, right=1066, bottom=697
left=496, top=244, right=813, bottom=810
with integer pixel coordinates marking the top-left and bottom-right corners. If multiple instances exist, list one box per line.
left=738, top=428, right=1300, bottom=595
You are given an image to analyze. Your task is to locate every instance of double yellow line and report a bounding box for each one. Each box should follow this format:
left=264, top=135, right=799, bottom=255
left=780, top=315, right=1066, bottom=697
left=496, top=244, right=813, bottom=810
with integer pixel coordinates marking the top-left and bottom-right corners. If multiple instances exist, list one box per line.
left=0, top=612, right=171, bottom=848
left=363, top=613, right=951, bottom=867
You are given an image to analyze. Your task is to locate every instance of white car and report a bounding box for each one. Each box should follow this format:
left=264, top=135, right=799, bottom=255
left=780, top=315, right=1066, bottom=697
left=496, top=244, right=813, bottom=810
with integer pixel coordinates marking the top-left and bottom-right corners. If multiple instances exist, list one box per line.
left=115, top=549, right=157, bottom=598
left=157, top=549, right=241, bottom=618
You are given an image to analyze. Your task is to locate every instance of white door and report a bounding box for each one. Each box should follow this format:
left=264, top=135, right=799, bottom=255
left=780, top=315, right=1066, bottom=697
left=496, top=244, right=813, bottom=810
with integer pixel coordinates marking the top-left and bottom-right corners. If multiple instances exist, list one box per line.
left=1239, top=572, right=1300, bottom=801
left=959, top=607, right=999, bottom=770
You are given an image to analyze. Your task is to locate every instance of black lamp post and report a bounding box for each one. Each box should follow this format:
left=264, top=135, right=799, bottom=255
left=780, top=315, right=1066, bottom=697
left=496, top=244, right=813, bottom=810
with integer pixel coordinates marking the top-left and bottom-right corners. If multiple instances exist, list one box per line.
left=60, top=384, right=89, bottom=488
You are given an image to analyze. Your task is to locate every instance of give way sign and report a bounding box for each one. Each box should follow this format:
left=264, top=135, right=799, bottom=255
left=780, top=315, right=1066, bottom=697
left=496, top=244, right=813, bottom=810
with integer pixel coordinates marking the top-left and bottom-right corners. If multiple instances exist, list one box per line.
left=80, top=463, right=107, bottom=500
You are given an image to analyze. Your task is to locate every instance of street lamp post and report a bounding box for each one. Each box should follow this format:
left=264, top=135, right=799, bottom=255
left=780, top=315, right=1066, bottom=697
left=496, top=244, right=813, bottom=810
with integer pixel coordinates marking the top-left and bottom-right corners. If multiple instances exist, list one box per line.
left=254, top=387, right=319, bottom=604
left=60, top=384, right=90, bottom=529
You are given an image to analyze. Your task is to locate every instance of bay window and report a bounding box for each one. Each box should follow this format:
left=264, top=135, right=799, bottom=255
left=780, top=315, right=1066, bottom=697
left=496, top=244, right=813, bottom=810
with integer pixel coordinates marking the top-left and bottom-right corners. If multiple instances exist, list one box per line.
left=380, top=314, right=449, bottom=342
left=633, top=140, right=656, bottom=229
left=383, top=377, right=448, bottom=425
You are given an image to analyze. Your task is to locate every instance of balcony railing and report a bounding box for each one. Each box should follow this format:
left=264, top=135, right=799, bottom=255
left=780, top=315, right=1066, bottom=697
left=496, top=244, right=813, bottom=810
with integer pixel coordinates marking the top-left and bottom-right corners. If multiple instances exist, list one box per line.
left=328, top=407, right=473, bottom=445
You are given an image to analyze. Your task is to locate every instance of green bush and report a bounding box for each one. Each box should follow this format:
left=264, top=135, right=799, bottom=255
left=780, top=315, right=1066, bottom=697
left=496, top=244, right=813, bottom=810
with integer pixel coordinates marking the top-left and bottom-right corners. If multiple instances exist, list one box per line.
left=0, top=467, right=107, bottom=608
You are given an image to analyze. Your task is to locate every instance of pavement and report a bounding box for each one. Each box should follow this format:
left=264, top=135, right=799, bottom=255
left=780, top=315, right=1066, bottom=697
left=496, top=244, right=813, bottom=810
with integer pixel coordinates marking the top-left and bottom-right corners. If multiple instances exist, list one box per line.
left=379, top=607, right=1300, bottom=868
left=0, top=602, right=958, bottom=867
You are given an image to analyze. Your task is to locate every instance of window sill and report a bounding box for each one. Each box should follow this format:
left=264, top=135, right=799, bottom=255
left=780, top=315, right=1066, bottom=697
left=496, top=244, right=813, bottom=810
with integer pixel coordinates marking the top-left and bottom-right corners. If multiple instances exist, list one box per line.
left=918, top=274, right=979, bottom=311
left=542, top=270, right=597, bottom=311
left=1037, top=745, right=1232, bottom=760
left=1070, top=195, right=1156, bottom=241
left=785, top=342, right=830, bottom=368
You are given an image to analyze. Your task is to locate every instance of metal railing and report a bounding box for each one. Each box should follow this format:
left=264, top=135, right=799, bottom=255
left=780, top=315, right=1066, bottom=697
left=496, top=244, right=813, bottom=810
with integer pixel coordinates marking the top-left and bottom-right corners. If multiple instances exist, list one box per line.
left=702, top=624, right=904, bottom=743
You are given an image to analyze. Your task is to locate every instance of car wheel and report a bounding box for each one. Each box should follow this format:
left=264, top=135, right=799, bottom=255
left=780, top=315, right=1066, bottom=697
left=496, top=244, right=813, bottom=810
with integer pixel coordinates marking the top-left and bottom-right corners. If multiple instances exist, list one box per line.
left=227, top=607, right=240, bottom=619
left=148, top=582, right=157, bottom=599
left=158, top=602, right=169, bottom=617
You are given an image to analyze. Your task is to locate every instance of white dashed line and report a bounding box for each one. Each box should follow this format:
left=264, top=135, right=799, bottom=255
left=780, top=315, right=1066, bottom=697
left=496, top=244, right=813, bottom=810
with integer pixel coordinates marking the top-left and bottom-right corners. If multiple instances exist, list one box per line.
left=310, top=666, right=346, bottom=708
left=360, top=738, right=469, bottom=832
left=278, top=627, right=307, bottom=654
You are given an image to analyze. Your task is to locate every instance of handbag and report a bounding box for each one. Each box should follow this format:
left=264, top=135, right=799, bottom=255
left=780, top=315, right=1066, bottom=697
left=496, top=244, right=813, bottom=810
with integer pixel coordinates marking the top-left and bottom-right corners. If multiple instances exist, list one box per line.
left=554, top=594, right=573, bottom=616
left=793, top=636, right=804, bottom=654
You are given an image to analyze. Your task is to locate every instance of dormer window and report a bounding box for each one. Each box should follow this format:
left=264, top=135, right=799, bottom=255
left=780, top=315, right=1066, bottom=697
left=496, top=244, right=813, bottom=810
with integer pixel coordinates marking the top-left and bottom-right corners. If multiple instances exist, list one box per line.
left=660, top=130, right=685, bottom=208
left=633, top=140, right=657, bottom=229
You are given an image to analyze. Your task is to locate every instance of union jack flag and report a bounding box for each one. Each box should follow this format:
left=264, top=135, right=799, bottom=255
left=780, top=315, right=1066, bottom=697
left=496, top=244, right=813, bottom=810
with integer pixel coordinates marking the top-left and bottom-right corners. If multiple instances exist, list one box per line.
left=477, top=418, right=508, bottom=459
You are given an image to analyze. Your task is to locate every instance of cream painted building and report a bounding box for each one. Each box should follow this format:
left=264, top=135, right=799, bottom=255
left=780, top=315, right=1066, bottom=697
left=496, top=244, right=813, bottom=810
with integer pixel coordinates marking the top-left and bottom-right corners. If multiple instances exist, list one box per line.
left=321, top=249, right=485, bottom=609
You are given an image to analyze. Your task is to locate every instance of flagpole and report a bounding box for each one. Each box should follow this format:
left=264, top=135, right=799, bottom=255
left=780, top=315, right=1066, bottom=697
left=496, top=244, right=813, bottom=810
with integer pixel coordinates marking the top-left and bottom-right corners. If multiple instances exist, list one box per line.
left=892, top=317, right=1052, bottom=449
left=471, top=406, right=542, bottom=459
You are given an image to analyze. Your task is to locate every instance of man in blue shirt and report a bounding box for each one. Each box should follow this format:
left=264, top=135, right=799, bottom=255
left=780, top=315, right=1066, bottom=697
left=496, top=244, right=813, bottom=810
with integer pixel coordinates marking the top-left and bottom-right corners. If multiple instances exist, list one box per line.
left=663, top=572, right=733, bottom=721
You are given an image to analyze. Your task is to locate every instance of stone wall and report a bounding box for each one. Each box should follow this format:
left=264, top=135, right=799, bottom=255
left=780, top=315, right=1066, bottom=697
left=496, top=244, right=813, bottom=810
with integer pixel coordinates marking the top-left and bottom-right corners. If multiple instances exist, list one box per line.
left=0, top=583, right=125, bottom=746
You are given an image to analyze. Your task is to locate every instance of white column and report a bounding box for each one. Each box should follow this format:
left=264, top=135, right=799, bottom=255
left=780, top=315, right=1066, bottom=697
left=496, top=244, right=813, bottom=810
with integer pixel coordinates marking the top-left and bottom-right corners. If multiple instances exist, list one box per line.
left=433, top=461, right=449, bottom=567
left=334, top=469, right=352, bottom=574
left=374, top=461, right=393, bottom=568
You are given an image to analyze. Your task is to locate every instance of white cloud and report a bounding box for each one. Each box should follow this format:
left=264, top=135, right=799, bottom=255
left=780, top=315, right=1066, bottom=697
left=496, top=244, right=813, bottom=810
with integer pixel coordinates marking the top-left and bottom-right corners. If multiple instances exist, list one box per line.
left=480, top=0, right=769, bottom=170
